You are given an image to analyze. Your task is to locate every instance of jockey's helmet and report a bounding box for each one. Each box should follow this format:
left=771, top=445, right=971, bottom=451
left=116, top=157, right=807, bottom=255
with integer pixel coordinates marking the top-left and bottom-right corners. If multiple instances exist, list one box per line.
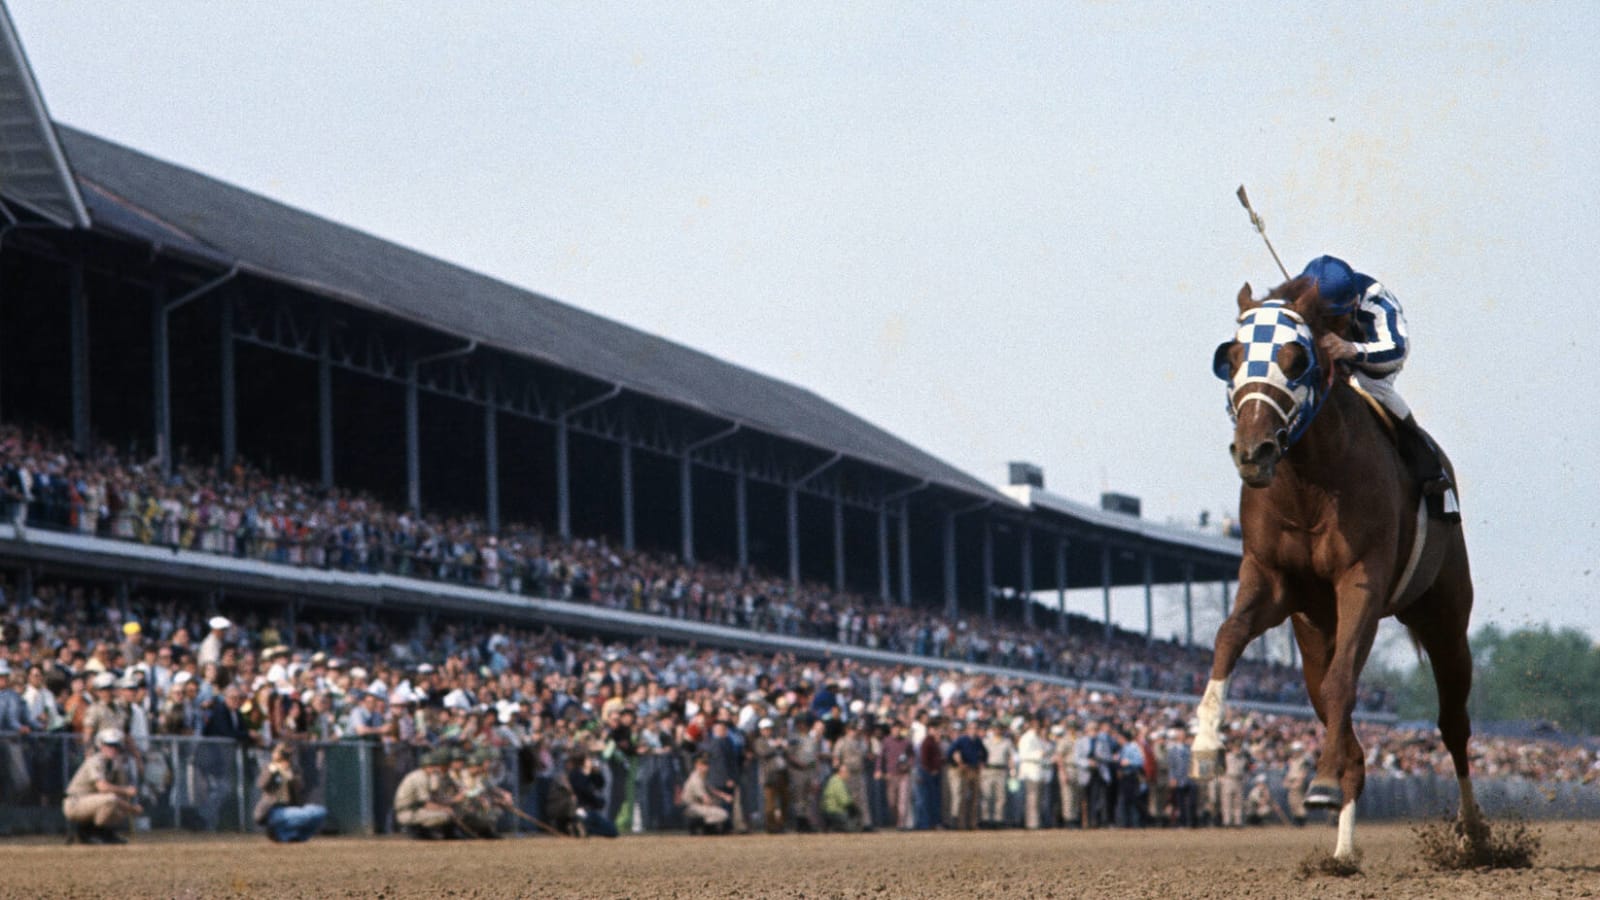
left=1299, top=255, right=1359, bottom=315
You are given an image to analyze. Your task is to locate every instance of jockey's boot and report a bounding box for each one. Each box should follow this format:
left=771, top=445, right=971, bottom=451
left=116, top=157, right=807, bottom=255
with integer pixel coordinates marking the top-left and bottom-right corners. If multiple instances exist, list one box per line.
left=1397, top=415, right=1461, bottom=522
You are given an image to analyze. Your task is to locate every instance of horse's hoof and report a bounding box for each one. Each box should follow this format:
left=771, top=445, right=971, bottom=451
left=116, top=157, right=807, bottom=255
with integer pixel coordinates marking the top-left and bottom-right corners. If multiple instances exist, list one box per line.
left=1304, top=784, right=1344, bottom=809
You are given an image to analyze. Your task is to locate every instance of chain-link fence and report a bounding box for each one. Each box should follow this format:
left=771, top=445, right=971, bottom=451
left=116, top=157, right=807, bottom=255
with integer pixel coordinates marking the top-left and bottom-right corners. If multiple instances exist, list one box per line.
left=3, top=732, right=1595, bottom=838
left=0, top=734, right=375, bottom=837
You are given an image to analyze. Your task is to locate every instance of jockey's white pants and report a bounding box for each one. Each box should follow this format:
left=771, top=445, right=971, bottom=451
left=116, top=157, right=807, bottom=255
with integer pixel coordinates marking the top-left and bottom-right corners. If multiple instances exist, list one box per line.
left=1352, top=370, right=1411, bottom=421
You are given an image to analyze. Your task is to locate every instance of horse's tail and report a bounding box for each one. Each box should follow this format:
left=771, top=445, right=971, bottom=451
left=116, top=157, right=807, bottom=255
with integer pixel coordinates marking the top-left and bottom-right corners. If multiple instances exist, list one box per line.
left=1403, top=624, right=1427, bottom=663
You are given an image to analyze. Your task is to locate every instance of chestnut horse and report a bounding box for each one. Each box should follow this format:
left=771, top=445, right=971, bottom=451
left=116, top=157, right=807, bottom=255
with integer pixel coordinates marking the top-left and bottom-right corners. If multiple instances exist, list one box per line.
left=1194, top=276, right=1483, bottom=861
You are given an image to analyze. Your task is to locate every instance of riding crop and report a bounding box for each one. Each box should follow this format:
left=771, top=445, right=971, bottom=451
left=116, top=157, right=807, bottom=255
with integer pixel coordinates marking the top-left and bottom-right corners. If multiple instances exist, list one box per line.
left=1236, top=184, right=1291, bottom=281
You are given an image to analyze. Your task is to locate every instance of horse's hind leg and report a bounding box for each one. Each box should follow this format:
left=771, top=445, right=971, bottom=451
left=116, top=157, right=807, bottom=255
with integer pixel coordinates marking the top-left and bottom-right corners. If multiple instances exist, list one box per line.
left=1193, top=560, right=1287, bottom=763
left=1397, top=546, right=1483, bottom=834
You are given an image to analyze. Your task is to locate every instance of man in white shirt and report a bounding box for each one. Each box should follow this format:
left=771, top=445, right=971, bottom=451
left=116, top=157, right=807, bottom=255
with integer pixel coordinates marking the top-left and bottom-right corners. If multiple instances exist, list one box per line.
left=1016, top=717, right=1053, bottom=829
left=197, top=616, right=230, bottom=667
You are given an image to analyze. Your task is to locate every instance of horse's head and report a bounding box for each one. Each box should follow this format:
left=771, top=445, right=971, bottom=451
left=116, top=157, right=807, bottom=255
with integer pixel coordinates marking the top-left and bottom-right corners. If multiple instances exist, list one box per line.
left=1211, top=276, right=1334, bottom=487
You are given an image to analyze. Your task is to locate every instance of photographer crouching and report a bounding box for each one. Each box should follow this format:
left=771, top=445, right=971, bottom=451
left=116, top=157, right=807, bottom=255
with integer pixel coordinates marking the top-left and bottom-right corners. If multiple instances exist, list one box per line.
left=63, top=728, right=142, bottom=844
left=254, top=743, right=327, bottom=842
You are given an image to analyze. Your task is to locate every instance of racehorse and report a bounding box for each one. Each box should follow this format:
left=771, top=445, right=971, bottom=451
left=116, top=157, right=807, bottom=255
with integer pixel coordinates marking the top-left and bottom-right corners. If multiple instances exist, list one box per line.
left=1193, top=275, right=1484, bottom=861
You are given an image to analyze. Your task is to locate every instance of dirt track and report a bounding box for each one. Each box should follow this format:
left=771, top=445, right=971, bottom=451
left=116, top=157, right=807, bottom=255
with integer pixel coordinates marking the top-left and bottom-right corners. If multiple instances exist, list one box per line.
left=2, top=822, right=1596, bottom=899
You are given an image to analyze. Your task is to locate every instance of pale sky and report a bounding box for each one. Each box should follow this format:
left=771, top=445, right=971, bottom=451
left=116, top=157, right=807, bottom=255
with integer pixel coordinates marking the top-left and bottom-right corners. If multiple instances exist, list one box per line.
left=9, top=2, right=1597, bottom=648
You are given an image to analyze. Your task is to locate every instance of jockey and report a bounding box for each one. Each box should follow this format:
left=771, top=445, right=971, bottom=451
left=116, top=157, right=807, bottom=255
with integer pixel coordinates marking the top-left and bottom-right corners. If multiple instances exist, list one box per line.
left=1300, top=255, right=1460, bottom=520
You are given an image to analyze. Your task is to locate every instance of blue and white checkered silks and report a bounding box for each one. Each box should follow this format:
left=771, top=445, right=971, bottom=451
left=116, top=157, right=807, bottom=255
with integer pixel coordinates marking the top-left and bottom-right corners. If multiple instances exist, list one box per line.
left=1212, top=300, right=1328, bottom=447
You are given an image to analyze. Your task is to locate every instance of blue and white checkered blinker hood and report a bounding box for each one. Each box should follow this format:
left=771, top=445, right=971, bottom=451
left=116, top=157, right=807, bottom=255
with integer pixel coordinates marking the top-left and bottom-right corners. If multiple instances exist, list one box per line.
left=1213, top=301, right=1326, bottom=447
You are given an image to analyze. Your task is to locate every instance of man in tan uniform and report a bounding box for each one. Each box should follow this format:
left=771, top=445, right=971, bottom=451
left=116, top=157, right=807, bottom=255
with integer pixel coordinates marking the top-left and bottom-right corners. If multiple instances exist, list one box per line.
left=1220, top=740, right=1247, bottom=828
left=63, top=728, right=141, bottom=844
left=751, top=718, right=790, bottom=834
left=787, top=718, right=823, bottom=832
left=980, top=721, right=1015, bottom=827
left=452, top=748, right=504, bottom=838
left=1285, top=745, right=1311, bottom=826
left=79, top=673, right=126, bottom=746
left=680, top=754, right=731, bottom=833
left=832, top=719, right=872, bottom=826
left=393, top=751, right=456, bottom=838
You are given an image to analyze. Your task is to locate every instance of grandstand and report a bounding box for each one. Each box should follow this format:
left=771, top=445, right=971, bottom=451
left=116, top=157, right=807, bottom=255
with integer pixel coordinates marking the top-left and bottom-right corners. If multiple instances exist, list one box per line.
left=0, top=15, right=1247, bottom=657
left=3, top=10, right=1597, bottom=856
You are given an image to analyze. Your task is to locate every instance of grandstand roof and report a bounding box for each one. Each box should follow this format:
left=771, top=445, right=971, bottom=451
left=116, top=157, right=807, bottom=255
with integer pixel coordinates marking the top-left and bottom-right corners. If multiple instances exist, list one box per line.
left=0, top=6, right=87, bottom=228
left=53, top=125, right=1012, bottom=505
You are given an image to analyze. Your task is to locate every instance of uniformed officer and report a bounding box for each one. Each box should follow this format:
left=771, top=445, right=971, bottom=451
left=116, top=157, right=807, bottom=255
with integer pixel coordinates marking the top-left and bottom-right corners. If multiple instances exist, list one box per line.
left=80, top=672, right=127, bottom=746
left=63, top=728, right=142, bottom=844
left=980, top=720, right=1016, bottom=826
left=393, top=750, right=456, bottom=838
left=1285, top=745, right=1311, bottom=826
left=1220, top=740, right=1247, bottom=827
left=454, top=747, right=504, bottom=838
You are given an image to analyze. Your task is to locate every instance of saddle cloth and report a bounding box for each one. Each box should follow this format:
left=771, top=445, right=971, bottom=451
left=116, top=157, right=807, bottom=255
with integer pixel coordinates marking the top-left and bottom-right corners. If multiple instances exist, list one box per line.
left=1346, top=378, right=1450, bottom=611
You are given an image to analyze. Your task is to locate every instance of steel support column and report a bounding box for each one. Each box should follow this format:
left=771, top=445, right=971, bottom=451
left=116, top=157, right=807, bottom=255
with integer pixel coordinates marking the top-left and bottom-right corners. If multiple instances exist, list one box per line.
left=733, top=468, right=747, bottom=570
left=620, top=443, right=635, bottom=552
left=981, top=519, right=995, bottom=622
left=1143, top=551, right=1155, bottom=646
left=680, top=455, right=695, bottom=564
left=787, top=452, right=842, bottom=586
left=833, top=498, right=845, bottom=593
left=942, top=512, right=957, bottom=619
left=881, top=481, right=928, bottom=609
left=681, top=424, right=738, bottom=567
left=405, top=367, right=420, bottom=512
left=556, top=418, right=571, bottom=540
left=68, top=262, right=89, bottom=454
left=1055, top=537, right=1068, bottom=636
left=897, top=507, right=912, bottom=607
left=220, top=294, right=236, bottom=469
left=161, top=262, right=238, bottom=477
left=484, top=377, right=499, bottom=532
left=150, top=282, right=169, bottom=473
left=877, top=507, right=891, bottom=604
left=317, top=311, right=334, bottom=488
left=1020, top=527, right=1034, bottom=628
left=1100, top=543, right=1113, bottom=641
left=786, top=486, right=800, bottom=585
left=554, top=385, right=620, bottom=542
left=408, top=339, right=477, bottom=516
left=1183, top=561, right=1195, bottom=648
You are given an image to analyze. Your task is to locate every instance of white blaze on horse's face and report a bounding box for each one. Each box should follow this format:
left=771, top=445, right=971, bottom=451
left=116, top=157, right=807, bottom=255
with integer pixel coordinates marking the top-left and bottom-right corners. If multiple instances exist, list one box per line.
left=1213, top=301, right=1321, bottom=486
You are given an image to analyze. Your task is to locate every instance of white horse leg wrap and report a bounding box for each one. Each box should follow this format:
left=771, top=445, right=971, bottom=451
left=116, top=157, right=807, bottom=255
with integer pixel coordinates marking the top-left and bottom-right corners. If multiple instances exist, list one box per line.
left=1334, top=802, right=1358, bottom=860
left=1192, top=678, right=1227, bottom=752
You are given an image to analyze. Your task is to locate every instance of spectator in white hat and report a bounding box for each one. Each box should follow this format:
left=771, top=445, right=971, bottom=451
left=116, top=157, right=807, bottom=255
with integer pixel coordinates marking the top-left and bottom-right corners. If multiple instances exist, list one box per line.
left=197, top=616, right=231, bottom=667
left=80, top=672, right=126, bottom=746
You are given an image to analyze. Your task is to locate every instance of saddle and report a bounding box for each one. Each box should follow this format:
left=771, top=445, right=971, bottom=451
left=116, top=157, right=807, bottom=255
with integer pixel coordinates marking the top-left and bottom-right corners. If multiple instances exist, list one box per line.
left=1346, top=378, right=1459, bottom=523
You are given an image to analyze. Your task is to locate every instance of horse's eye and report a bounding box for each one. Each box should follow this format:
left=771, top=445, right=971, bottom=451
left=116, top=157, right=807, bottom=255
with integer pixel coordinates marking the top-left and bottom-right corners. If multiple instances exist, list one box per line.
left=1279, top=342, right=1309, bottom=380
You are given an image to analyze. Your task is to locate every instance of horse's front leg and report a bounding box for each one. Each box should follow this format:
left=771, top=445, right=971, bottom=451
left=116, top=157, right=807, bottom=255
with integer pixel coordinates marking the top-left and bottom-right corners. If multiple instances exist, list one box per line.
left=1193, top=557, right=1287, bottom=770
left=1309, top=562, right=1388, bottom=860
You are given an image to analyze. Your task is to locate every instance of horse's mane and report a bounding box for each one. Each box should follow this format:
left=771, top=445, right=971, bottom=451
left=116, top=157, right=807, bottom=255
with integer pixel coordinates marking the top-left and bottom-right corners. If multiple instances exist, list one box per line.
left=1262, top=275, right=1328, bottom=325
left=1261, top=274, right=1350, bottom=365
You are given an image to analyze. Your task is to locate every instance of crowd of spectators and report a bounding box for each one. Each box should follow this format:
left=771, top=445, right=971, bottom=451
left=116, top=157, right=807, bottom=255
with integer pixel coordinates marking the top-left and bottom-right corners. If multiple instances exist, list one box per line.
left=0, top=422, right=1374, bottom=711
left=0, top=574, right=1593, bottom=840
